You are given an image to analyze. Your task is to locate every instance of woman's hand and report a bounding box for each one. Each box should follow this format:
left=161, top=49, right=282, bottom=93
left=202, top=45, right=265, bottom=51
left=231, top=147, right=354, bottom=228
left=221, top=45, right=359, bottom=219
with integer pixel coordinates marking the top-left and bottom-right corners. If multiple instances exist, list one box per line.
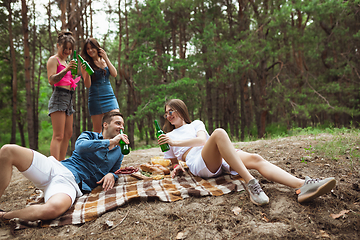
left=80, top=62, right=87, bottom=70
left=66, top=59, right=77, bottom=72
left=97, top=173, right=115, bottom=191
left=98, top=48, right=108, bottom=60
left=171, top=163, right=185, bottom=178
left=158, top=134, right=174, bottom=146
left=99, top=47, right=117, bottom=77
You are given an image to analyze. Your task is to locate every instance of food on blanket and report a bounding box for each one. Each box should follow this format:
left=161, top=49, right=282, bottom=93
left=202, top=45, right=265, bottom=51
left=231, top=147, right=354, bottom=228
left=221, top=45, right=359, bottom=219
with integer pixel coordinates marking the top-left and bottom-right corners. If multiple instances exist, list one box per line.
left=141, top=170, right=151, bottom=177
left=140, top=163, right=169, bottom=175
left=153, top=164, right=170, bottom=175
left=131, top=170, right=164, bottom=180
left=152, top=175, right=164, bottom=180
left=140, top=163, right=161, bottom=174
left=115, top=166, right=138, bottom=174
left=131, top=171, right=152, bottom=180
left=151, top=156, right=171, bottom=167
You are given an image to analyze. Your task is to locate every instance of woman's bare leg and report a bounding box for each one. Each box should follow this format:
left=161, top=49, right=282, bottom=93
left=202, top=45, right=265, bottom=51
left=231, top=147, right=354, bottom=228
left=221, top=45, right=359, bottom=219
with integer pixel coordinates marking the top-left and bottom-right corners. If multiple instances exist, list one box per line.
left=50, top=111, right=66, bottom=160
left=236, top=150, right=305, bottom=189
left=91, top=114, right=104, bottom=133
left=201, top=129, right=270, bottom=205
left=59, top=114, right=73, bottom=160
left=201, top=128, right=254, bottom=183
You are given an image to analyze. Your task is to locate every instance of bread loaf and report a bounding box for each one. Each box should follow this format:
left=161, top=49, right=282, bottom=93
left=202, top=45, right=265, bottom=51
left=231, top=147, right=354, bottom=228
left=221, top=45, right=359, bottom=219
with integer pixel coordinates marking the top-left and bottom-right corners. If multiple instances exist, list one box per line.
left=153, top=164, right=170, bottom=175
left=151, top=157, right=171, bottom=167
left=140, top=163, right=170, bottom=175
left=130, top=171, right=152, bottom=180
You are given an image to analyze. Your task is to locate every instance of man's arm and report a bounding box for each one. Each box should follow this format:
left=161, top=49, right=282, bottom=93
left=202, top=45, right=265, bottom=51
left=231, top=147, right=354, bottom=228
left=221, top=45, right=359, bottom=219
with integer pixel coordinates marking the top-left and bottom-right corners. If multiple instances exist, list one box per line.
left=75, top=132, right=110, bottom=154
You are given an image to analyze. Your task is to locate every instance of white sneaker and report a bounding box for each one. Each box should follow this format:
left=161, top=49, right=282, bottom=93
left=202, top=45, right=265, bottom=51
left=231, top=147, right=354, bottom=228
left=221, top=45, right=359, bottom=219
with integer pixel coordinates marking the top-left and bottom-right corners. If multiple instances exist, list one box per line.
left=246, top=179, right=269, bottom=206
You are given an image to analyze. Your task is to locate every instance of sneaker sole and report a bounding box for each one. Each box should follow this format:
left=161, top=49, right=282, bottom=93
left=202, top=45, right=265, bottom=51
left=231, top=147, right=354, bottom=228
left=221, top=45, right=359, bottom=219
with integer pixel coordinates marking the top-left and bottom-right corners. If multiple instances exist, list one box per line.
left=298, top=178, right=336, bottom=203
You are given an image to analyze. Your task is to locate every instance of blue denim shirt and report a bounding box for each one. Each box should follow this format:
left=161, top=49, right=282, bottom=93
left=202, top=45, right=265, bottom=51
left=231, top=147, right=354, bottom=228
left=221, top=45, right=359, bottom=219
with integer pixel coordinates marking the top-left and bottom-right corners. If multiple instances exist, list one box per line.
left=61, top=131, right=123, bottom=193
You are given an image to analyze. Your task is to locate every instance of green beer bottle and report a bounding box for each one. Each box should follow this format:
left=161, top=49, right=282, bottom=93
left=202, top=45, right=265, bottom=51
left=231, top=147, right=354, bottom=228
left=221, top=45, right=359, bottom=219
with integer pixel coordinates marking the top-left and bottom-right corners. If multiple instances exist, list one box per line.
left=154, top=120, right=170, bottom=152
left=71, top=50, right=78, bottom=77
left=78, top=55, right=95, bottom=76
left=119, top=129, right=130, bottom=155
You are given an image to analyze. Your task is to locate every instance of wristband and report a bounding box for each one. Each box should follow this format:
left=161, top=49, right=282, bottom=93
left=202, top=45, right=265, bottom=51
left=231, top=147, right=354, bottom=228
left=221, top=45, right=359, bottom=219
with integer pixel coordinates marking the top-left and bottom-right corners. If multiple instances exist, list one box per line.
left=173, top=164, right=179, bottom=169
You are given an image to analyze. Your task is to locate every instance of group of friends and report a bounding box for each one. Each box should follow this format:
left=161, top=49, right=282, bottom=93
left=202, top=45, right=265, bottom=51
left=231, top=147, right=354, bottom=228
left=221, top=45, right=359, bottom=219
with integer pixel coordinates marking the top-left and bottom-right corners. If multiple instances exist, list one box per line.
left=0, top=31, right=336, bottom=224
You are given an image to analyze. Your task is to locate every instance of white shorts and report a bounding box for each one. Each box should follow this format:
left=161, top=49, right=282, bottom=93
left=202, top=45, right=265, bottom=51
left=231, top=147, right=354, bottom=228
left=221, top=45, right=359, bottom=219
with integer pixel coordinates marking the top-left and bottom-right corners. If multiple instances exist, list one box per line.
left=21, top=151, right=83, bottom=204
left=185, top=146, right=238, bottom=178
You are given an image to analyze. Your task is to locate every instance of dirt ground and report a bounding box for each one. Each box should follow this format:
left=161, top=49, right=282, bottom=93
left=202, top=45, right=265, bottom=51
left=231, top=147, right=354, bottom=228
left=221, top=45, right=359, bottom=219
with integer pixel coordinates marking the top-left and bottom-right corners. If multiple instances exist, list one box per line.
left=1, top=133, right=359, bottom=239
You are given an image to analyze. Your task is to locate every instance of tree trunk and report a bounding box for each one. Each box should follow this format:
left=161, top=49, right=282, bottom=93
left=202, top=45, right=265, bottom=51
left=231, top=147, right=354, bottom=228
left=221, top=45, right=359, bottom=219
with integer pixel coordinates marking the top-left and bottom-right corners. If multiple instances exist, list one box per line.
left=115, top=0, right=123, bottom=102
left=240, top=73, right=246, bottom=141
left=205, top=67, right=213, bottom=133
left=17, top=111, right=26, bottom=147
left=31, top=2, right=39, bottom=150
left=126, top=89, right=135, bottom=149
left=60, top=0, right=67, bottom=30
left=22, top=0, right=36, bottom=149
left=47, top=0, right=54, bottom=54
left=8, top=2, right=17, bottom=144
left=36, top=42, right=42, bottom=147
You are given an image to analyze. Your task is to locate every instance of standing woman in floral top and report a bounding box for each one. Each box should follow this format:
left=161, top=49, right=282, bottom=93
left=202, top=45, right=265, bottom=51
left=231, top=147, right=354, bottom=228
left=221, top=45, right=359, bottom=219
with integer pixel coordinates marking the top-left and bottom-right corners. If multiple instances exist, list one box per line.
left=47, top=31, right=81, bottom=161
left=80, top=38, right=119, bottom=133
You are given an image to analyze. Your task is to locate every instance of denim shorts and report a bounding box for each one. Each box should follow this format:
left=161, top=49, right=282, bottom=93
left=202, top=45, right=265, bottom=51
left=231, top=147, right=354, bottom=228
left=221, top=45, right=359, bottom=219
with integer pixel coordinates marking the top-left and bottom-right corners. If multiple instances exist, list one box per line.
left=21, top=150, right=83, bottom=204
left=48, top=87, right=75, bottom=116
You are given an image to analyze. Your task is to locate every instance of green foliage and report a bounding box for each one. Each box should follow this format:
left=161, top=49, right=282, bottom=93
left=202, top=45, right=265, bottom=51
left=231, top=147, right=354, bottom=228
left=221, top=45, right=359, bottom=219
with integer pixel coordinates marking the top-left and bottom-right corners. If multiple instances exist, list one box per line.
left=1, top=0, right=359, bottom=153
left=264, top=123, right=288, bottom=139
left=37, top=120, right=53, bottom=156
left=313, top=128, right=360, bottom=165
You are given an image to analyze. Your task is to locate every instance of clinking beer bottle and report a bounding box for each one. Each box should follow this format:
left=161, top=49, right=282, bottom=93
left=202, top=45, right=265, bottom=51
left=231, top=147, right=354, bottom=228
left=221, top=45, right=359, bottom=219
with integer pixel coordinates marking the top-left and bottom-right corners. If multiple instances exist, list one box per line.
left=154, top=120, right=170, bottom=152
left=78, top=55, right=95, bottom=76
left=119, top=129, right=130, bottom=155
left=71, top=50, right=78, bottom=77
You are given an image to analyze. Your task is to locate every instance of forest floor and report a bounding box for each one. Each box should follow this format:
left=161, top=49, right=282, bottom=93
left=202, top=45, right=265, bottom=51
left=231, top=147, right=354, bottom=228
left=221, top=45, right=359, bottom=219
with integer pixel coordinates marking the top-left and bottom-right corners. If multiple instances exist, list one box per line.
left=0, top=133, right=359, bottom=239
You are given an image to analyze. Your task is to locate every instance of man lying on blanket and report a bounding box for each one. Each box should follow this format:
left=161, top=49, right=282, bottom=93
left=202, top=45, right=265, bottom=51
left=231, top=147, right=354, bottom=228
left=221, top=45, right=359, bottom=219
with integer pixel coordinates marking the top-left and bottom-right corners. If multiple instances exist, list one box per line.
left=0, top=111, right=129, bottom=222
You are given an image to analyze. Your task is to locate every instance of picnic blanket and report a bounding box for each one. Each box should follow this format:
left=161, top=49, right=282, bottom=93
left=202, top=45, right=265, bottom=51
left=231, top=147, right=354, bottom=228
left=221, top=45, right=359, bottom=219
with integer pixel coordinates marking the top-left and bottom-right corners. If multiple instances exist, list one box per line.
left=9, top=170, right=245, bottom=231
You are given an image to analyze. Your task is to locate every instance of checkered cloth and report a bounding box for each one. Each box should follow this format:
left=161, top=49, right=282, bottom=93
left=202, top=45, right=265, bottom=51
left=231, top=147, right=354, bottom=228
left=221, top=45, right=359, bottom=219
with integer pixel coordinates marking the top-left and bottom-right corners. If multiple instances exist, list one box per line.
left=9, top=170, right=244, bottom=230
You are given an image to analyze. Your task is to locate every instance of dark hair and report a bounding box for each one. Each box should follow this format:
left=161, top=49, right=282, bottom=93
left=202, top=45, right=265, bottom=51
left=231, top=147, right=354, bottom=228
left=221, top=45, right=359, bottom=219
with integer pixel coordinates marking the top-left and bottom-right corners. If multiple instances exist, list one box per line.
left=80, top=38, right=104, bottom=73
left=57, top=30, right=75, bottom=52
left=163, top=99, right=192, bottom=133
left=101, top=111, right=124, bottom=132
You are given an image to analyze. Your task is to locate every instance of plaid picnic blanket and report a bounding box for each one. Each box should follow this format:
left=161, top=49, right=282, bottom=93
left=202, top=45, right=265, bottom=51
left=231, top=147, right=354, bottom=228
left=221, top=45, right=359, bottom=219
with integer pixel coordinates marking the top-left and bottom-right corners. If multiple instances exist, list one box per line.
left=9, top=170, right=244, bottom=231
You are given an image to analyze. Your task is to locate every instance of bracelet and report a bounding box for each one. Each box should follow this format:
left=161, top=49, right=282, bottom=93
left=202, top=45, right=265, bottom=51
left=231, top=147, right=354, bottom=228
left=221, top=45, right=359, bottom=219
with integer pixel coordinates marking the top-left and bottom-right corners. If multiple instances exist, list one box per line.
left=173, top=164, right=179, bottom=169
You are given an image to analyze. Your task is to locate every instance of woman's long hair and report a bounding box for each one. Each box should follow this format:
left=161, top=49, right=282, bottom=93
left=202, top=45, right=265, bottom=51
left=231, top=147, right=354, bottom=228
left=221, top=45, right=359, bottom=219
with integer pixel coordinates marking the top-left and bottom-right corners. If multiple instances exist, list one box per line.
left=80, top=38, right=104, bottom=73
left=163, top=99, right=192, bottom=133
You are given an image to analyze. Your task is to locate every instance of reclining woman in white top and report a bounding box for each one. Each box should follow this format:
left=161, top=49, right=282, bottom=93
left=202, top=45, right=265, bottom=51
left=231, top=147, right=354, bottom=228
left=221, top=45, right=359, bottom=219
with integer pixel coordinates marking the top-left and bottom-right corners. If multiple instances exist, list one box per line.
left=157, top=99, right=336, bottom=206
